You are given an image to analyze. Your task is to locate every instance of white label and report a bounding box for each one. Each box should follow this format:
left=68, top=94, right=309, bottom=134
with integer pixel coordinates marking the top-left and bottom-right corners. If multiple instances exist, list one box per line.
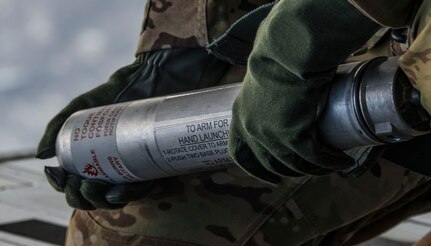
left=70, top=103, right=145, bottom=183
left=155, top=116, right=234, bottom=174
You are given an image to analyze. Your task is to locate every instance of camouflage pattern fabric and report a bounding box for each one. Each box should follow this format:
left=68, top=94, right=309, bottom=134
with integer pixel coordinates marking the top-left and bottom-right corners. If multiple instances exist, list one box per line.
left=65, top=1, right=431, bottom=245
left=399, top=0, right=431, bottom=115
left=346, top=28, right=409, bottom=63
left=65, top=159, right=431, bottom=245
left=135, top=0, right=273, bottom=55
left=348, top=0, right=417, bottom=28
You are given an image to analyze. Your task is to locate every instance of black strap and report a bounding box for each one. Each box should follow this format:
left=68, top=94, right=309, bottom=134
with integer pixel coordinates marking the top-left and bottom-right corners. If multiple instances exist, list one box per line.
left=207, top=2, right=276, bottom=66
left=343, top=146, right=387, bottom=177
left=382, top=133, right=431, bottom=176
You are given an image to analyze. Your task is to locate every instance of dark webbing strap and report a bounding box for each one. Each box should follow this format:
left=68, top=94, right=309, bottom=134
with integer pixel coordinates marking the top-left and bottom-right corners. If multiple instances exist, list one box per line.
left=207, top=2, right=275, bottom=66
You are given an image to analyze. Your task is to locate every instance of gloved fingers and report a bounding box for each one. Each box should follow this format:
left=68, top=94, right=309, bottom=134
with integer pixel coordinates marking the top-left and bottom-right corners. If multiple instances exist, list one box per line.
left=267, top=153, right=317, bottom=177
left=36, top=61, right=144, bottom=160
left=105, top=181, right=155, bottom=204
left=80, top=180, right=124, bottom=210
left=229, top=137, right=282, bottom=184
left=115, top=49, right=231, bottom=103
left=293, top=140, right=356, bottom=173
left=229, top=125, right=353, bottom=183
left=64, top=175, right=96, bottom=210
left=44, top=166, right=67, bottom=192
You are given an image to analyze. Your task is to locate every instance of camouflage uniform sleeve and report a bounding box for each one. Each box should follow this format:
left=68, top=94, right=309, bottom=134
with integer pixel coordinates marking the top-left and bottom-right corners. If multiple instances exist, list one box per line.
left=348, top=0, right=418, bottom=28
left=399, top=0, right=431, bottom=113
left=135, top=0, right=273, bottom=56
left=347, top=0, right=431, bottom=113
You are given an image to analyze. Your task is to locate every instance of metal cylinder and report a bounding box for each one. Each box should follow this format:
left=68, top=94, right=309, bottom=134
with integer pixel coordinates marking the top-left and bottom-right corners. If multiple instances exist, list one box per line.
left=56, top=84, right=241, bottom=183
left=56, top=57, right=430, bottom=183
left=318, top=57, right=430, bottom=149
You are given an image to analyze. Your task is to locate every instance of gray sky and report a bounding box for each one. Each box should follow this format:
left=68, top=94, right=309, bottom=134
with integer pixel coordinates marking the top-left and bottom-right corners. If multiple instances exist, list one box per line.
left=0, top=0, right=146, bottom=152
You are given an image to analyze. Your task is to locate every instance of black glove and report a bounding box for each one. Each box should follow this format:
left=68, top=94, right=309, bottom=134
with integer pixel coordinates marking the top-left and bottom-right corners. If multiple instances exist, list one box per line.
left=37, top=48, right=230, bottom=210
left=44, top=166, right=154, bottom=210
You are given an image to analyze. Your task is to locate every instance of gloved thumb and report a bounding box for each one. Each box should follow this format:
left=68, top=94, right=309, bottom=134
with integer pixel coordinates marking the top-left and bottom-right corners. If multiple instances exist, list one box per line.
left=105, top=181, right=155, bottom=204
left=80, top=180, right=125, bottom=210
left=44, top=166, right=67, bottom=192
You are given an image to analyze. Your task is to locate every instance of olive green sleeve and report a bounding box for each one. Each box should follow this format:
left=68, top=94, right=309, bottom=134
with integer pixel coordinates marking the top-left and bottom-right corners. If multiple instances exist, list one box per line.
left=228, top=0, right=380, bottom=183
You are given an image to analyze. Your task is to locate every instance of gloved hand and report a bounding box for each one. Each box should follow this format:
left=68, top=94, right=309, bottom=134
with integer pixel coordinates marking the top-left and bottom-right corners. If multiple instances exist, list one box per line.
left=228, top=0, right=381, bottom=183
left=37, top=48, right=230, bottom=210
left=44, top=166, right=154, bottom=210
left=399, top=0, right=431, bottom=115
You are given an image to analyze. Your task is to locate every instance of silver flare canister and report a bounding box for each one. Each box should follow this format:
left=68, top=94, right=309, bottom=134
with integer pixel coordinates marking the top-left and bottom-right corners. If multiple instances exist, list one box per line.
left=56, top=57, right=430, bottom=183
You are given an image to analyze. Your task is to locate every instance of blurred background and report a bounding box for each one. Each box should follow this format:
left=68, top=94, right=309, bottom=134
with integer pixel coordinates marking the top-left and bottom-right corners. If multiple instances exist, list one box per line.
left=0, top=0, right=145, bottom=153
left=0, top=1, right=145, bottom=245
left=0, top=0, right=430, bottom=245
